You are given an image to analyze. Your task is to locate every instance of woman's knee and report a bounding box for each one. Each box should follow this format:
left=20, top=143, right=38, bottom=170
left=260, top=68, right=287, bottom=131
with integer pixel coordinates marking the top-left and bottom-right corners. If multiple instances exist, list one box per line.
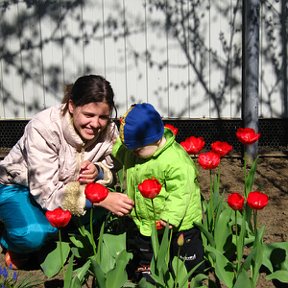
left=7, top=225, right=57, bottom=252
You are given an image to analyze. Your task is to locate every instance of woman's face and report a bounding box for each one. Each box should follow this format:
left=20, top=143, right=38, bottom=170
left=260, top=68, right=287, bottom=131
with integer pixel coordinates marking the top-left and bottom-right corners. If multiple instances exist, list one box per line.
left=68, top=100, right=111, bottom=141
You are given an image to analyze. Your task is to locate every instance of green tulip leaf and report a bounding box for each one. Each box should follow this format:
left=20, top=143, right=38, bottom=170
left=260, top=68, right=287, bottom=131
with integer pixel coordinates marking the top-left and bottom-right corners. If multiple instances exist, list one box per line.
left=103, top=233, right=127, bottom=255
left=73, top=259, right=91, bottom=283
left=157, top=225, right=171, bottom=271
left=150, top=224, right=160, bottom=259
left=245, top=157, right=258, bottom=196
left=70, top=235, right=84, bottom=249
left=70, top=276, right=82, bottom=288
left=194, top=222, right=215, bottom=247
left=206, top=246, right=234, bottom=287
left=106, top=250, right=131, bottom=288
left=262, top=241, right=288, bottom=272
left=90, top=260, right=106, bottom=287
left=138, top=277, right=156, bottom=287
left=98, top=233, right=130, bottom=273
left=233, top=269, right=253, bottom=288
left=214, top=207, right=232, bottom=252
left=251, top=227, right=265, bottom=285
left=63, top=254, right=74, bottom=288
left=266, top=270, right=288, bottom=283
left=188, top=273, right=208, bottom=288
left=40, top=241, right=71, bottom=278
left=171, top=257, right=188, bottom=287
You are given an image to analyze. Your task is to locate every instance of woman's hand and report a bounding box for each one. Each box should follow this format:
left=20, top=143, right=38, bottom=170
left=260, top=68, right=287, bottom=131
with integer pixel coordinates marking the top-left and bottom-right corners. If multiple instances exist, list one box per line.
left=95, top=192, right=134, bottom=216
left=78, top=160, right=98, bottom=183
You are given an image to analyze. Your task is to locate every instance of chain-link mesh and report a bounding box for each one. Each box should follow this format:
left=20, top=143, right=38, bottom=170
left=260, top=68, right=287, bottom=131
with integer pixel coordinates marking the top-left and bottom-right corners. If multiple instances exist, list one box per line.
left=0, top=119, right=287, bottom=154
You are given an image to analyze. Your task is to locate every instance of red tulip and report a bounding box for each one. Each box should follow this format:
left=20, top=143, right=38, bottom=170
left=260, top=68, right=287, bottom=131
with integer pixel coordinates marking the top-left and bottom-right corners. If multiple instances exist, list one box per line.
left=138, top=178, right=162, bottom=199
left=236, top=128, right=261, bottom=145
left=247, top=191, right=268, bottom=210
left=198, top=151, right=221, bottom=170
left=164, top=124, right=179, bottom=135
left=180, top=136, right=205, bottom=155
left=227, top=193, right=245, bottom=211
left=211, top=141, right=233, bottom=157
left=46, top=208, right=72, bottom=228
left=85, top=183, right=109, bottom=203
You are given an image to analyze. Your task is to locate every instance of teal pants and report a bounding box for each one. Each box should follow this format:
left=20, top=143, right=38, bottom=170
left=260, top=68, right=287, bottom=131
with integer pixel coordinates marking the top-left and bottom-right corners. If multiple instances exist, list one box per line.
left=0, top=184, right=58, bottom=253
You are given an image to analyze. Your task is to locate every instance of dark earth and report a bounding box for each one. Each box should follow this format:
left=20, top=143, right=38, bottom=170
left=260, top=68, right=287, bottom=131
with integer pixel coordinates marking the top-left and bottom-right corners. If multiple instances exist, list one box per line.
left=0, top=155, right=287, bottom=287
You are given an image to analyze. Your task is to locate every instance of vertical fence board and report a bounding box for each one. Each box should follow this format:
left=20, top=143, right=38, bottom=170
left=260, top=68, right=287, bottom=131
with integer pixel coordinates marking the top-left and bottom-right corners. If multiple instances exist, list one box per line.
left=187, top=0, right=211, bottom=118
left=259, top=1, right=283, bottom=118
left=82, top=0, right=105, bottom=77
left=123, top=0, right=149, bottom=112
left=60, top=2, right=84, bottom=84
left=145, top=1, right=169, bottom=117
left=18, top=1, right=46, bottom=117
left=165, top=1, right=189, bottom=118
left=39, top=1, right=65, bottom=108
left=102, top=0, right=127, bottom=117
left=1, top=2, right=25, bottom=118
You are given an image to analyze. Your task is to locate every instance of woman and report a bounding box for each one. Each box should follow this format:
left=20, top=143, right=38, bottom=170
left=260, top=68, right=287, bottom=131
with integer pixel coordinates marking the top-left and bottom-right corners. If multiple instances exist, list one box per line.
left=0, top=75, right=134, bottom=269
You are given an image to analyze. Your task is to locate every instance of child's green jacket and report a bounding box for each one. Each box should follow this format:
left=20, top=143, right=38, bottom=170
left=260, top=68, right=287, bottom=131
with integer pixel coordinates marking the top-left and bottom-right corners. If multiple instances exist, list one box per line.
left=112, top=128, right=202, bottom=236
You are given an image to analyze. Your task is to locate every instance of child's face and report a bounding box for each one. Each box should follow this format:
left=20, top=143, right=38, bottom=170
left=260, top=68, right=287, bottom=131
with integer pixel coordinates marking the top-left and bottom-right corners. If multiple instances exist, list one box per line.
left=133, top=143, right=159, bottom=158
left=133, top=137, right=166, bottom=158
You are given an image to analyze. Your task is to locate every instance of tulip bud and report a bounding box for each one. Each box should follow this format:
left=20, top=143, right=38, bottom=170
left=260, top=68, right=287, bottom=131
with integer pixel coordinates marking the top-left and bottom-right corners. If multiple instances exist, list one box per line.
left=177, top=233, right=184, bottom=247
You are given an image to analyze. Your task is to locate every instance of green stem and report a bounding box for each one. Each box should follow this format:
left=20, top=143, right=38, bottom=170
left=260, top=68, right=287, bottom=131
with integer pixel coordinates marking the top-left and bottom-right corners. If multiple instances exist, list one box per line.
left=253, top=210, right=258, bottom=235
left=217, top=166, right=221, bottom=194
left=58, top=229, right=63, bottom=272
left=90, top=208, right=97, bottom=255
left=235, top=211, right=239, bottom=272
left=244, top=155, right=247, bottom=197
left=209, top=170, right=214, bottom=230
left=151, top=199, right=156, bottom=221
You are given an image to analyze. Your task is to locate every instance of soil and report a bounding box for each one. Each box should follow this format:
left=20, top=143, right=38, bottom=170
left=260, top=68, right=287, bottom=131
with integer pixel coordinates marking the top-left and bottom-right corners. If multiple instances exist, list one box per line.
left=0, top=156, right=288, bottom=287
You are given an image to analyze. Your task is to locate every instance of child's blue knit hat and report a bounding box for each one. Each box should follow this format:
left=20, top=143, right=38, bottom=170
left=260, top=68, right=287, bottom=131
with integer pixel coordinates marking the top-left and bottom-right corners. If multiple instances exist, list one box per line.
left=120, top=103, right=164, bottom=150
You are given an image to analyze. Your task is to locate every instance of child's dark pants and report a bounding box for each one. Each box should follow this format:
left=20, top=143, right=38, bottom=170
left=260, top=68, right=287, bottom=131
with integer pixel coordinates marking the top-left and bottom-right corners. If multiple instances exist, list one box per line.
left=127, top=226, right=205, bottom=279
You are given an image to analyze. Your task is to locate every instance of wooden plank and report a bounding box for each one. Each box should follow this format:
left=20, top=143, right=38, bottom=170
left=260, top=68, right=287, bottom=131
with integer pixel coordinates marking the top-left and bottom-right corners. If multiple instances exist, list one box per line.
left=259, top=1, right=283, bottom=118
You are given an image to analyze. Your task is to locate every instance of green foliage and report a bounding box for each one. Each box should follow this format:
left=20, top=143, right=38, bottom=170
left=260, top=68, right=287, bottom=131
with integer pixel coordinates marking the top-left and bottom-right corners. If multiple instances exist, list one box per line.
left=40, top=241, right=70, bottom=278
left=138, top=224, right=207, bottom=288
left=197, top=156, right=288, bottom=287
left=262, top=241, right=288, bottom=283
left=90, top=229, right=133, bottom=288
left=39, top=156, right=288, bottom=288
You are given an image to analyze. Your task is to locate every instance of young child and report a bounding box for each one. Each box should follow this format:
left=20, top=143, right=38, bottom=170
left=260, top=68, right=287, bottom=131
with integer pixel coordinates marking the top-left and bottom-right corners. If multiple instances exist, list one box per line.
left=112, top=103, right=204, bottom=280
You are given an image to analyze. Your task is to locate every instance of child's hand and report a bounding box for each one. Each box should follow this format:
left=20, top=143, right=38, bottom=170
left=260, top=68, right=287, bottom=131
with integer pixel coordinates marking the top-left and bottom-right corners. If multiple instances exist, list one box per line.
left=78, top=160, right=98, bottom=183
left=156, top=220, right=173, bottom=230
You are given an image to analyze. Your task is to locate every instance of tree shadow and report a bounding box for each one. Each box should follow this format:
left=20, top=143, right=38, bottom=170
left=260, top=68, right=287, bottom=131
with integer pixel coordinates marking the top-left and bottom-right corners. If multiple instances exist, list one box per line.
left=0, top=0, right=286, bottom=118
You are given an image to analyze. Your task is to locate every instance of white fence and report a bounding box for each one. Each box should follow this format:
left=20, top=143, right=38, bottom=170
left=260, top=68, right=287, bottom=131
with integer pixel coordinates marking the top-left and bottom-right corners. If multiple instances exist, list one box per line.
left=0, top=0, right=286, bottom=119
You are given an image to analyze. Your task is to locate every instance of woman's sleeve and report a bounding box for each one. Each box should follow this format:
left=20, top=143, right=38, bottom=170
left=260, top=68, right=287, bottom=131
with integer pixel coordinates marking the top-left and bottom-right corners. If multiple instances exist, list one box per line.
left=25, top=122, right=83, bottom=212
